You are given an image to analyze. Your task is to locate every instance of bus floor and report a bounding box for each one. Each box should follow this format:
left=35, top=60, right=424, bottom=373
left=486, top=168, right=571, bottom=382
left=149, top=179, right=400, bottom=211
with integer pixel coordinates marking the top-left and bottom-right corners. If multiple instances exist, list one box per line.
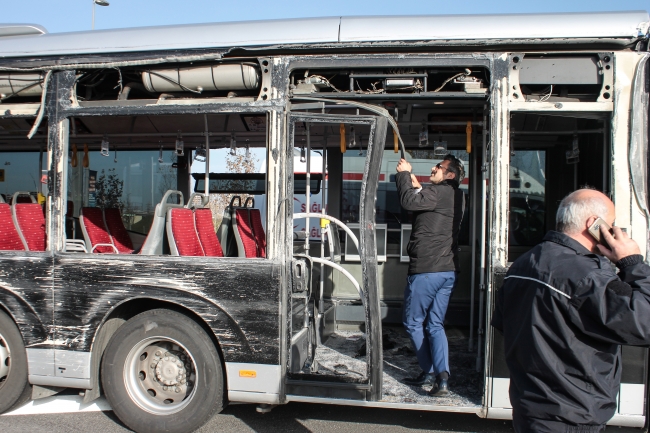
left=310, top=326, right=483, bottom=407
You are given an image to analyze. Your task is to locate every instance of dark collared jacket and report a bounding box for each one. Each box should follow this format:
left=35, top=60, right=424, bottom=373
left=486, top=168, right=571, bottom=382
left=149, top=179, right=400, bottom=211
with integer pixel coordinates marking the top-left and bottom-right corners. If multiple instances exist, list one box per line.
left=395, top=171, right=464, bottom=275
left=492, top=231, right=650, bottom=428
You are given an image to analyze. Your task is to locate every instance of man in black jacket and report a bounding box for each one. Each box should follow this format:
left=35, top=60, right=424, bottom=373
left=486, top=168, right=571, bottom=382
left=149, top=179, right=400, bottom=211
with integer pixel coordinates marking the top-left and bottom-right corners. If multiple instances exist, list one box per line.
left=492, top=189, right=650, bottom=432
left=396, top=154, right=465, bottom=396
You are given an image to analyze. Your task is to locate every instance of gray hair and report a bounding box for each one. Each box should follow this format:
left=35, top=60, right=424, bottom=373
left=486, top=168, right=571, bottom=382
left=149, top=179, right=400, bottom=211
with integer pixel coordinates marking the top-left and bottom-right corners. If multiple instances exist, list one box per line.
left=556, top=190, right=609, bottom=234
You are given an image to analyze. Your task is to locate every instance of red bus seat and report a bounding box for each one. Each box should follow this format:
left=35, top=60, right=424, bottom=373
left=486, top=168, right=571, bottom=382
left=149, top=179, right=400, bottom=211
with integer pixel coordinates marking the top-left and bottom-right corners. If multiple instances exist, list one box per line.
left=104, top=208, right=134, bottom=254
left=248, top=208, right=266, bottom=258
left=194, top=208, right=224, bottom=257
left=12, top=192, right=46, bottom=252
left=0, top=197, right=24, bottom=251
left=167, top=208, right=204, bottom=256
left=80, top=207, right=117, bottom=253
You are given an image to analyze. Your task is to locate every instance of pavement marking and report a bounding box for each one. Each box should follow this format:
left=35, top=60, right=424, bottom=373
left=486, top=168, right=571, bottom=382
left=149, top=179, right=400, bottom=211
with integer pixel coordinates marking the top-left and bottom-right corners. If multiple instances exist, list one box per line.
left=3, top=394, right=111, bottom=416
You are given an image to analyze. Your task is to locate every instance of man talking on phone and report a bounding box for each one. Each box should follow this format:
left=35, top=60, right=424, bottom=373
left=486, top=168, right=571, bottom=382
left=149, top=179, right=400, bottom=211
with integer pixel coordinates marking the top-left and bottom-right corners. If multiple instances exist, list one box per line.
left=492, top=188, right=650, bottom=432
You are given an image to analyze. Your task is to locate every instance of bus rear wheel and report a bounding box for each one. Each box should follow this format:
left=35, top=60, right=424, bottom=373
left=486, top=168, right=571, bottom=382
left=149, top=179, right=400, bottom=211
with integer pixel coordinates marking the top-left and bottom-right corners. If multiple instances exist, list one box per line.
left=101, top=309, right=224, bottom=433
left=0, top=309, right=31, bottom=414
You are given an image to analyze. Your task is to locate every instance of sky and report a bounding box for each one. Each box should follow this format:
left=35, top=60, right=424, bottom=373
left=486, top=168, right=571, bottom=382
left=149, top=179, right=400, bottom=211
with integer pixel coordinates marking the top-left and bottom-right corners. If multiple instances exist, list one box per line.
left=2, top=0, right=649, bottom=34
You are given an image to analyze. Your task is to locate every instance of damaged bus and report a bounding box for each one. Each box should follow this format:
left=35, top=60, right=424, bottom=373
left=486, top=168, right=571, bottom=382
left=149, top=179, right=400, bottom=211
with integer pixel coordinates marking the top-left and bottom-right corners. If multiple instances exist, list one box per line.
left=0, top=10, right=648, bottom=432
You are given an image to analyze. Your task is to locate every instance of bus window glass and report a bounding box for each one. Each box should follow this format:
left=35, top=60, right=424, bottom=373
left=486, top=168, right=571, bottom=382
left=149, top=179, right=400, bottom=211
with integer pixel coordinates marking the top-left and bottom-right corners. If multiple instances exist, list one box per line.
left=191, top=147, right=267, bottom=235
left=342, top=148, right=470, bottom=254
left=0, top=151, right=47, bottom=203
left=508, top=150, right=546, bottom=246
left=67, top=149, right=178, bottom=235
left=65, top=113, right=267, bottom=258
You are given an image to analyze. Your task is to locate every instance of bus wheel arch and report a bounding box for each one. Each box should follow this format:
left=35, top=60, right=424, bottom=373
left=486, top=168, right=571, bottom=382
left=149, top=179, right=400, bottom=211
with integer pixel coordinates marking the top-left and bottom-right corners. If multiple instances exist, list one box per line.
left=100, top=307, right=226, bottom=433
left=86, top=299, right=228, bottom=406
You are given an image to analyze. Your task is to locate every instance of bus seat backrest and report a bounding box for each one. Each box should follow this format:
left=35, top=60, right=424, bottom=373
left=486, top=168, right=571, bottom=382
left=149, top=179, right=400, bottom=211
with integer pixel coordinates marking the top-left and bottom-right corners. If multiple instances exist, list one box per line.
left=140, top=191, right=184, bottom=255
left=194, top=208, right=224, bottom=257
left=139, top=203, right=163, bottom=255
left=166, top=208, right=204, bottom=256
left=248, top=208, right=266, bottom=258
left=104, top=208, right=134, bottom=253
left=80, top=207, right=114, bottom=253
left=234, top=208, right=258, bottom=258
left=217, top=195, right=241, bottom=257
left=326, top=223, right=341, bottom=264
left=0, top=203, right=25, bottom=251
left=13, top=199, right=46, bottom=252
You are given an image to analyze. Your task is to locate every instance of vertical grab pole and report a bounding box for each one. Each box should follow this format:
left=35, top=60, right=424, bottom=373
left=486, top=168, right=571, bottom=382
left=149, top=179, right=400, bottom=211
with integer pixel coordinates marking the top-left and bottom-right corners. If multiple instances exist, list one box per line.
left=304, top=123, right=311, bottom=253
left=476, top=106, right=488, bottom=370
left=468, top=128, right=478, bottom=351
left=319, top=146, right=327, bottom=316
left=204, top=115, right=210, bottom=197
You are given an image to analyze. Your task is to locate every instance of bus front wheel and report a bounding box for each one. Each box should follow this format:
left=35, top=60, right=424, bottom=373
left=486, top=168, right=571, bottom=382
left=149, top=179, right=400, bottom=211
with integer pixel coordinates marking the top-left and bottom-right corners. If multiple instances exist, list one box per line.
left=101, top=309, right=224, bottom=433
left=0, top=309, right=31, bottom=414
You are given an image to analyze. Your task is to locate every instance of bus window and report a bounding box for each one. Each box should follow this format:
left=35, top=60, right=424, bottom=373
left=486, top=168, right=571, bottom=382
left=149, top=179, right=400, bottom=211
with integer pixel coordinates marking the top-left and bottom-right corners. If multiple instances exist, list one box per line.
left=64, top=113, right=268, bottom=257
left=509, top=113, right=610, bottom=262
left=0, top=149, right=48, bottom=252
left=508, top=151, right=546, bottom=247
left=342, top=148, right=471, bottom=254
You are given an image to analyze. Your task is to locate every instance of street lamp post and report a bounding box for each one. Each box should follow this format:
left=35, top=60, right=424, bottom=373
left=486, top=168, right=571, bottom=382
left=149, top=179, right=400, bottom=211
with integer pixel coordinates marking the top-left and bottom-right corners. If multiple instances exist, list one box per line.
left=92, top=0, right=110, bottom=30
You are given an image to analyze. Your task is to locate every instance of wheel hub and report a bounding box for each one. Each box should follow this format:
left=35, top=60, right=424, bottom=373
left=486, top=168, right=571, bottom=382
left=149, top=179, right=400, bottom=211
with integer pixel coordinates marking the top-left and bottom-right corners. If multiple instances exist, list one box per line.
left=0, top=334, right=9, bottom=381
left=154, top=352, right=185, bottom=386
left=132, top=341, right=195, bottom=410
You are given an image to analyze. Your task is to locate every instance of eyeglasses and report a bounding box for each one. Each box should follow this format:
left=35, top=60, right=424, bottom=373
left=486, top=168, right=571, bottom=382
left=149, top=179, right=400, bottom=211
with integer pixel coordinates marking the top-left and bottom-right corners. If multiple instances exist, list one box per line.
left=435, top=162, right=449, bottom=171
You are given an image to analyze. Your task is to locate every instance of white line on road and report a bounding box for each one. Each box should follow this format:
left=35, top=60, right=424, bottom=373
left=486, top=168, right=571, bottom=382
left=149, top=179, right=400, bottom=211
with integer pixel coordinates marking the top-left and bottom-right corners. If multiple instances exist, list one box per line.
left=2, top=394, right=110, bottom=416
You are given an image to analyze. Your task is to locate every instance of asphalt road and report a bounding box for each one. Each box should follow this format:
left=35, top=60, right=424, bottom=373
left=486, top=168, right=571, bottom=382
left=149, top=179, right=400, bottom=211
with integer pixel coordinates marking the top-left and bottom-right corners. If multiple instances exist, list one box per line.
left=0, top=400, right=645, bottom=433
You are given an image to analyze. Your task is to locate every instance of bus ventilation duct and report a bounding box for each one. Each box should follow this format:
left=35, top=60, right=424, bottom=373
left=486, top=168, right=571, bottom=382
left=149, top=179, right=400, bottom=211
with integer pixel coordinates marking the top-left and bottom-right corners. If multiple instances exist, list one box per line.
left=141, top=64, right=261, bottom=93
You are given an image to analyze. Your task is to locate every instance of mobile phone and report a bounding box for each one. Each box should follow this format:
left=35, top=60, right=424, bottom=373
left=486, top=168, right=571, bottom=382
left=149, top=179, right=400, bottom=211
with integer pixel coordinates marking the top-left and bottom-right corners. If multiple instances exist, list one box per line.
left=587, top=217, right=612, bottom=247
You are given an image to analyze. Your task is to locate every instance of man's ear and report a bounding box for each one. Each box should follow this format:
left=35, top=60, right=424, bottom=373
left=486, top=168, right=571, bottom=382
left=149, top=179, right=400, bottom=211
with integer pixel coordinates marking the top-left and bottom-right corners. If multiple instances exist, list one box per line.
left=445, top=171, right=456, bottom=181
left=585, top=215, right=598, bottom=231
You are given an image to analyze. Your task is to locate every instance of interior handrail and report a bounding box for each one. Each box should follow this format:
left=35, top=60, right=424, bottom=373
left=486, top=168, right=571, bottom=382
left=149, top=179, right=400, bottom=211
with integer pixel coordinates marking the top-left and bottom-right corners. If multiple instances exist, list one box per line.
left=308, top=256, right=364, bottom=305
left=292, top=212, right=359, bottom=251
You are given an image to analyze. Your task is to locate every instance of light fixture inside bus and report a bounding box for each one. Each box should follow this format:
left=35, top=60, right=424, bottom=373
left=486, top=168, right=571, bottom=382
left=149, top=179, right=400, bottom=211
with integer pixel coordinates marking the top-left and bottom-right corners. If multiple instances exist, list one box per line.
left=194, top=145, right=206, bottom=162
left=230, top=132, right=237, bottom=155
left=348, top=126, right=356, bottom=148
left=175, top=130, right=184, bottom=156
left=566, top=134, right=580, bottom=164
left=419, top=125, right=429, bottom=147
left=433, top=134, right=448, bottom=157
left=100, top=134, right=109, bottom=156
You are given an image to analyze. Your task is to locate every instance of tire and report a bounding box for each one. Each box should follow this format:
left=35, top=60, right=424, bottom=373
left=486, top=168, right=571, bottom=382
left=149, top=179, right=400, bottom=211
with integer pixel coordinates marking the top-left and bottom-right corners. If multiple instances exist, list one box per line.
left=0, top=309, right=32, bottom=414
left=101, top=309, right=224, bottom=433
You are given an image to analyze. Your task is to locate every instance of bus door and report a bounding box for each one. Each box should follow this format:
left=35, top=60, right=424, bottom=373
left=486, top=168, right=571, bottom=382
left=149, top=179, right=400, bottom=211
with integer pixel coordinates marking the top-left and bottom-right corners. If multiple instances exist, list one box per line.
left=629, top=53, right=650, bottom=427
left=486, top=101, right=648, bottom=425
left=285, top=110, right=388, bottom=401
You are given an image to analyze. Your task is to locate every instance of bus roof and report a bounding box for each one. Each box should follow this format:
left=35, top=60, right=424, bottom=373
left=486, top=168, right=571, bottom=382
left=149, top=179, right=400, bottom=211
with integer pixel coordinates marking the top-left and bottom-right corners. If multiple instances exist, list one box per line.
left=0, top=11, right=648, bottom=58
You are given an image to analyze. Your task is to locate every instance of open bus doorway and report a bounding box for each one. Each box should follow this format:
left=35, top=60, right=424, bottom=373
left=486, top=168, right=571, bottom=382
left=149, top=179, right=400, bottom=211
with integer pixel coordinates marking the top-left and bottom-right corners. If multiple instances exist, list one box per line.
left=287, top=98, right=488, bottom=410
left=489, top=111, right=649, bottom=414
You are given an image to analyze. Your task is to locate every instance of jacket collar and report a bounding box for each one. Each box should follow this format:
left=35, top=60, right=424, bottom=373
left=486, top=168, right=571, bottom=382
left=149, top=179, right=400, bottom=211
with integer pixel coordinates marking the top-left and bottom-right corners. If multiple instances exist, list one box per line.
left=428, top=179, right=458, bottom=189
left=543, top=231, right=593, bottom=256
left=446, top=179, right=460, bottom=189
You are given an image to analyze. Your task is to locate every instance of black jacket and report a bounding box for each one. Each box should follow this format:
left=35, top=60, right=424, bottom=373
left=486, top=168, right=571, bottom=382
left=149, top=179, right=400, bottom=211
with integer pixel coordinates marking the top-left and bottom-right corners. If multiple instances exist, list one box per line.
left=395, top=171, right=464, bottom=274
left=491, top=231, right=650, bottom=427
